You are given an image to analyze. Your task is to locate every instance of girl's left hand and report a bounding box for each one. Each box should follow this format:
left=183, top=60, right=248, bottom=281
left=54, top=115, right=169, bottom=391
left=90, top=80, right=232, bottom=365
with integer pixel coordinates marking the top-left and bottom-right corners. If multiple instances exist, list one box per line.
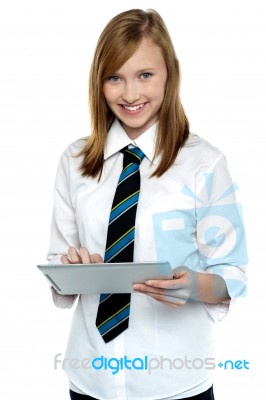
left=133, top=266, right=199, bottom=308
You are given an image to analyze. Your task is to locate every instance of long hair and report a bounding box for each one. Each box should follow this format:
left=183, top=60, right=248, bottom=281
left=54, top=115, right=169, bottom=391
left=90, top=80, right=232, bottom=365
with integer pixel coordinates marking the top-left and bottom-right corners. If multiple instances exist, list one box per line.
left=79, top=9, right=189, bottom=178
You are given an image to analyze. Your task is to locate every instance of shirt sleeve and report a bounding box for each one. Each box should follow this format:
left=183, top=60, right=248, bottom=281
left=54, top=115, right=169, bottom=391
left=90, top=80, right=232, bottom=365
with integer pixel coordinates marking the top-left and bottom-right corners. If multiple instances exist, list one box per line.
left=195, top=152, right=248, bottom=320
left=46, top=149, right=80, bottom=309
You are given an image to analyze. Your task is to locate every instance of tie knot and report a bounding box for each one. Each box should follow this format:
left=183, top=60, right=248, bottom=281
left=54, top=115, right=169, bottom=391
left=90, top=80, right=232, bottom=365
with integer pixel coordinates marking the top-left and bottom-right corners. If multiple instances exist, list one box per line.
left=121, top=146, right=145, bottom=167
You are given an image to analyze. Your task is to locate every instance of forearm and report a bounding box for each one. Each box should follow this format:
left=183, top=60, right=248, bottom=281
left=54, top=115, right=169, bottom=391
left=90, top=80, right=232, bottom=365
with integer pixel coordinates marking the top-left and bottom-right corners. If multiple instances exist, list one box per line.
left=51, top=286, right=78, bottom=309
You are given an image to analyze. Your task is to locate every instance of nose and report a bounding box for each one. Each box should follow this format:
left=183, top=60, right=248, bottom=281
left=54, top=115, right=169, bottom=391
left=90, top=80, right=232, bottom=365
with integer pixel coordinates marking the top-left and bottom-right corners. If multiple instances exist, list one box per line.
left=122, top=82, right=140, bottom=104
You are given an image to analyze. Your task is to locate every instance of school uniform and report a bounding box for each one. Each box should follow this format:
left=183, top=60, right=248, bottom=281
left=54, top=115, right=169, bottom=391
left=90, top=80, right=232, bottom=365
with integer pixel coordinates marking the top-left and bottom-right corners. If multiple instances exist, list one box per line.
left=48, top=119, right=247, bottom=399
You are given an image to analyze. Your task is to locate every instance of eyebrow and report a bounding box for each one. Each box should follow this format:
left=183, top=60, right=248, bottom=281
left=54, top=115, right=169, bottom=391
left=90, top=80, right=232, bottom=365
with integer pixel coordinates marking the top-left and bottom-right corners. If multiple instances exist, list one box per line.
left=135, top=68, right=157, bottom=73
left=112, top=67, right=157, bottom=75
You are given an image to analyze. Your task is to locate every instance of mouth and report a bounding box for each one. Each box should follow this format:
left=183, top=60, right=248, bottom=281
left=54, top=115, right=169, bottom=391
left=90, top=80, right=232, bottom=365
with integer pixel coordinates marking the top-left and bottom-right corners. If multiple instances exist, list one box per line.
left=121, top=103, right=146, bottom=112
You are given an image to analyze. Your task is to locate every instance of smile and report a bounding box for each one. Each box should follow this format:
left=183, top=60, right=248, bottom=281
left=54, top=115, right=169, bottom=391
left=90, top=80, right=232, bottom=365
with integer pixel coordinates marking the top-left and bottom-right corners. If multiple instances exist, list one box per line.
left=122, top=103, right=145, bottom=111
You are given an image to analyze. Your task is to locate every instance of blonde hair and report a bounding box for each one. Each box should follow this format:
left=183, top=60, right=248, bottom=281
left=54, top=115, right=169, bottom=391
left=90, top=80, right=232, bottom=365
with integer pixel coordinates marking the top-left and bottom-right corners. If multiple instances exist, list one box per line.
left=79, top=9, right=189, bottom=178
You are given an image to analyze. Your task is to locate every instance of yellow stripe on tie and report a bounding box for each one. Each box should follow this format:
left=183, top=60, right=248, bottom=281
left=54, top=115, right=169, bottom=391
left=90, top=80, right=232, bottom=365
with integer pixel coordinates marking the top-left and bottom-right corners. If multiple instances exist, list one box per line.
left=111, top=190, right=140, bottom=212
left=97, top=302, right=130, bottom=329
left=125, top=149, right=142, bottom=163
left=122, top=162, right=133, bottom=172
left=105, top=226, right=134, bottom=252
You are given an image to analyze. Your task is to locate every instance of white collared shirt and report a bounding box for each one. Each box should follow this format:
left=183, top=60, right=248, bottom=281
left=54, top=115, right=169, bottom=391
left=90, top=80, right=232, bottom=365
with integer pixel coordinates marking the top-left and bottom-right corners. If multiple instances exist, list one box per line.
left=47, top=119, right=247, bottom=399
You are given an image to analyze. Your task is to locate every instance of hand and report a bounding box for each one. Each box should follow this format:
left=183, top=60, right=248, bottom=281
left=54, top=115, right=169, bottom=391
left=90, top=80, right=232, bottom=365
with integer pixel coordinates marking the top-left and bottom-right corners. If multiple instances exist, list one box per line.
left=61, top=246, right=103, bottom=264
left=133, top=266, right=198, bottom=308
left=133, top=265, right=230, bottom=306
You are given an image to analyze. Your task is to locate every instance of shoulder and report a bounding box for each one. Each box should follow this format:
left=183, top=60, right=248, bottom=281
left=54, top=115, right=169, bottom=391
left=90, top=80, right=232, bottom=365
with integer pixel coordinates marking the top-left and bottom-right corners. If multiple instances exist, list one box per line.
left=62, top=137, right=88, bottom=158
left=57, top=137, right=88, bottom=175
left=180, top=133, right=226, bottom=166
left=184, top=133, right=224, bottom=157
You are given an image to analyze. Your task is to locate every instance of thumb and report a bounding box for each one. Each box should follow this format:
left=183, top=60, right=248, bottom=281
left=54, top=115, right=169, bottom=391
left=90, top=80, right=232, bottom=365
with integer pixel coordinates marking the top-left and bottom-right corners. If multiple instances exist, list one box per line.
left=173, top=266, right=189, bottom=280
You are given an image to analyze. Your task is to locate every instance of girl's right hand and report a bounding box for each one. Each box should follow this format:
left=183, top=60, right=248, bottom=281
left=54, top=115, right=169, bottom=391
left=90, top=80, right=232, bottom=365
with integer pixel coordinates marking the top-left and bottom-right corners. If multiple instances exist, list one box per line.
left=61, top=246, right=103, bottom=264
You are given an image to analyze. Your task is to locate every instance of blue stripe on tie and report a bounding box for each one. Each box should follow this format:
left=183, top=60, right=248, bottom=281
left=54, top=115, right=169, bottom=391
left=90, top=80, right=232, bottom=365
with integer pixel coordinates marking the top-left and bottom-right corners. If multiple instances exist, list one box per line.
left=105, top=229, right=135, bottom=262
left=118, top=163, right=138, bottom=184
left=109, top=203, right=136, bottom=225
left=126, top=147, right=145, bottom=161
left=109, top=192, right=139, bottom=223
left=106, top=239, right=134, bottom=263
left=98, top=305, right=130, bottom=336
left=99, top=293, right=111, bottom=301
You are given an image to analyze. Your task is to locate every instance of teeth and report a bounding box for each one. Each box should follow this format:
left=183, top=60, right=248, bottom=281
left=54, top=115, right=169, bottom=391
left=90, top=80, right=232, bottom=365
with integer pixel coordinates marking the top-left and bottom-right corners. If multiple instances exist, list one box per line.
left=123, top=103, right=144, bottom=111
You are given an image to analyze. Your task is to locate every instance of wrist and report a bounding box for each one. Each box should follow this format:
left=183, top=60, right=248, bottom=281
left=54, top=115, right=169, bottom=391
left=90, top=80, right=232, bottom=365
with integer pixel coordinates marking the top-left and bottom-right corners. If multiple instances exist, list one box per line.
left=191, top=272, right=230, bottom=304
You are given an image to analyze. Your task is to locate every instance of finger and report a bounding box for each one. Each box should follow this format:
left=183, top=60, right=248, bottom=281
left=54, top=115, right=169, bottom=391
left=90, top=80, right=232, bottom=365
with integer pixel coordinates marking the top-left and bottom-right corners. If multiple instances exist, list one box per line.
left=133, top=284, right=168, bottom=298
left=134, top=284, right=189, bottom=301
left=68, top=246, right=81, bottom=263
left=134, top=282, right=174, bottom=293
left=133, top=283, right=163, bottom=293
left=61, top=255, right=71, bottom=264
left=152, top=298, right=184, bottom=308
left=144, top=292, right=186, bottom=308
left=145, top=278, right=186, bottom=290
left=79, top=247, right=91, bottom=263
left=90, top=253, right=104, bottom=263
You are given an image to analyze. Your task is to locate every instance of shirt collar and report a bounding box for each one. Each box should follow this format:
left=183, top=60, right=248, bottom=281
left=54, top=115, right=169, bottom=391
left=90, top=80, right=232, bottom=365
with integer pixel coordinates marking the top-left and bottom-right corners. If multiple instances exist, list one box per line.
left=104, top=119, right=159, bottom=165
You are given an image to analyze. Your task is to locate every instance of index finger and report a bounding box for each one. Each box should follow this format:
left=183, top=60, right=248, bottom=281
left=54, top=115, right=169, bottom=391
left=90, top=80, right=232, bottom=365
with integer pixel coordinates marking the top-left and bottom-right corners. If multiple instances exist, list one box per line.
left=79, top=247, right=92, bottom=264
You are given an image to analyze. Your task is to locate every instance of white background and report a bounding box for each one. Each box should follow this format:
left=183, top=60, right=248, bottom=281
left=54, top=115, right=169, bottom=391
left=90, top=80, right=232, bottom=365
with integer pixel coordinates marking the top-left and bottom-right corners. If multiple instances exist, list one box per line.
left=0, top=0, right=265, bottom=398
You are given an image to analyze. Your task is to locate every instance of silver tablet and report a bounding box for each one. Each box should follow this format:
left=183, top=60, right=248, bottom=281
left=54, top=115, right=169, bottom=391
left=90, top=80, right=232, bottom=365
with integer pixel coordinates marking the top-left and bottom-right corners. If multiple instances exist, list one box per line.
left=37, top=262, right=173, bottom=294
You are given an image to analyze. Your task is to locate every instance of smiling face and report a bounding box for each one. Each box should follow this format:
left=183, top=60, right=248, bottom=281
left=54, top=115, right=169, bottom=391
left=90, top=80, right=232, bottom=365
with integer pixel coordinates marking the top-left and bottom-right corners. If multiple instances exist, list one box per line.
left=102, top=37, right=168, bottom=139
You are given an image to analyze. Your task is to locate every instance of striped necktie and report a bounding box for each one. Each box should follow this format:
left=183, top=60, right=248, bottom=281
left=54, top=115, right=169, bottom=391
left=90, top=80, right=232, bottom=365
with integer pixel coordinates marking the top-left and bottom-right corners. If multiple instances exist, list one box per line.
left=96, top=146, right=145, bottom=343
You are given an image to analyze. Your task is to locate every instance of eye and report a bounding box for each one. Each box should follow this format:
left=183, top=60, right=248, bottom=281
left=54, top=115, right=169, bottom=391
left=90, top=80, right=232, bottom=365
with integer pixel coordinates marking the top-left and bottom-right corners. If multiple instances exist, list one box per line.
left=108, top=75, right=122, bottom=83
left=140, top=72, right=152, bottom=80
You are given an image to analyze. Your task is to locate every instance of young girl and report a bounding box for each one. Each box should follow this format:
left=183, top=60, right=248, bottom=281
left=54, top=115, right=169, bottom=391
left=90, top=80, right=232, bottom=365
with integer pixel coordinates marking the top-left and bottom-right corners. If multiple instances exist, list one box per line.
left=47, top=9, right=248, bottom=400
